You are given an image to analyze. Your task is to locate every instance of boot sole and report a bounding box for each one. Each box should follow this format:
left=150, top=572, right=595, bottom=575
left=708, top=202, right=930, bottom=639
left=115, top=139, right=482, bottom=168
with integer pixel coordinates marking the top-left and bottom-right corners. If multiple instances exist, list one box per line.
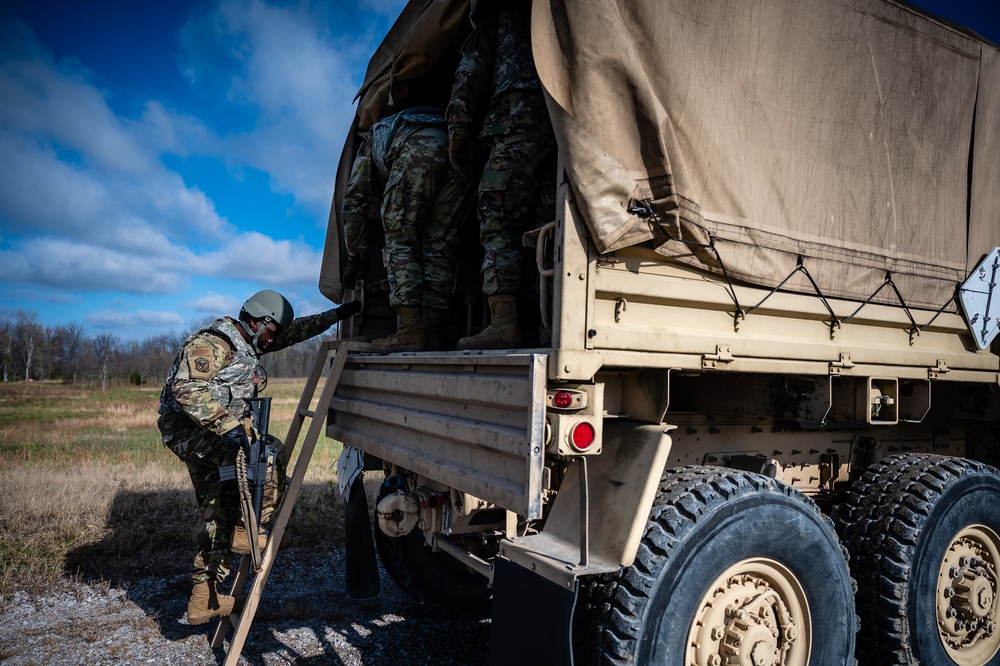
left=372, top=345, right=424, bottom=353
left=187, top=611, right=229, bottom=625
left=231, top=537, right=294, bottom=554
left=456, top=340, right=523, bottom=351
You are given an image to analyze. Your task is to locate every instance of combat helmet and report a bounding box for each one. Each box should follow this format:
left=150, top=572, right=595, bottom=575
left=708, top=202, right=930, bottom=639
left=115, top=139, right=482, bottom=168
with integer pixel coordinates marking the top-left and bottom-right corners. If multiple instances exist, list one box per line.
left=239, top=289, right=293, bottom=353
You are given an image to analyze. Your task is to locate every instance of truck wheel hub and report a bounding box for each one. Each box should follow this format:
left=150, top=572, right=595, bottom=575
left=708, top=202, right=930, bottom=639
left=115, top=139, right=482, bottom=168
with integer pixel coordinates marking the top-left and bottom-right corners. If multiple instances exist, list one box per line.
left=936, top=525, right=1000, bottom=665
left=687, top=558, right=809, bottom=666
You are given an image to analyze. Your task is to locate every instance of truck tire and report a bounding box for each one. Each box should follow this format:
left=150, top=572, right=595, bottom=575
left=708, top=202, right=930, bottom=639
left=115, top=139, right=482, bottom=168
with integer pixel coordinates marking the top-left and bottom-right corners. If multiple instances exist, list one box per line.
left=373, top=489, right=491, bottom=616
left=834, top=453, right=1000, bottom=666
left=575, top=465, right=856, bottom=666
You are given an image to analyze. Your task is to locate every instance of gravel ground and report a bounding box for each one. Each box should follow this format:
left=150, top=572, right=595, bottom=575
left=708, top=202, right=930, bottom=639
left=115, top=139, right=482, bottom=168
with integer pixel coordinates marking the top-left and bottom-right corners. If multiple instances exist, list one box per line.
left=0, top=547, right=491, bottom=665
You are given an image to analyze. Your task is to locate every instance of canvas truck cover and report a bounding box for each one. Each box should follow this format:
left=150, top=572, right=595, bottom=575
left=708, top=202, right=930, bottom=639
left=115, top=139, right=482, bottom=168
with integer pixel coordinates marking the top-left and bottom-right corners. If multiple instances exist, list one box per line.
left=321, top=0, right=1000, bottom=311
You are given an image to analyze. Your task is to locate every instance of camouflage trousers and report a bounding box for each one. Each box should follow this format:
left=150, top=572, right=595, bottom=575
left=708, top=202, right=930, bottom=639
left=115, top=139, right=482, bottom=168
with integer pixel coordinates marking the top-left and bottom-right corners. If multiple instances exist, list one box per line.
left=381, top=126, right=473, bottom=309
left=161, top=425, right=286, bottom=584
left=477, top=133, right=556, bottom=296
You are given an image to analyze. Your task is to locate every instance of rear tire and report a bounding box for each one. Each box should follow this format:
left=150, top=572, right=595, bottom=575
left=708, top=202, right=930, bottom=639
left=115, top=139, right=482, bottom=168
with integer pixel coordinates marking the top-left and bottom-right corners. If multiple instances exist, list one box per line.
left=835, top=453, right=1000, bottom=666
left=575, top=465, right=856, bottom=666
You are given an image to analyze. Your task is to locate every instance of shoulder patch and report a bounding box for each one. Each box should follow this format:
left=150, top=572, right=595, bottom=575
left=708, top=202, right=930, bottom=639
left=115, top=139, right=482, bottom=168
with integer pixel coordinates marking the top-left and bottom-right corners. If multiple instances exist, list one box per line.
left=188, top=345, right=215, bottom=379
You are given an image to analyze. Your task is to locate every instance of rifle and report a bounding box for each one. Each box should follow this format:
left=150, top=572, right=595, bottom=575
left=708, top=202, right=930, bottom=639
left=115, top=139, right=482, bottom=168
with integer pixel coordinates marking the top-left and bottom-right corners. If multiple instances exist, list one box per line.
left=237, top=396, right=276, bottom=571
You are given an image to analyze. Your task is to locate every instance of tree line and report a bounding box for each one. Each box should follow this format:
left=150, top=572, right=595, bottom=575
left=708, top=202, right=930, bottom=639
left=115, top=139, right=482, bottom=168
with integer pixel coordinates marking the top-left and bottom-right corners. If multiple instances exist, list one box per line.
left=0, top=309, right=327, bottom=389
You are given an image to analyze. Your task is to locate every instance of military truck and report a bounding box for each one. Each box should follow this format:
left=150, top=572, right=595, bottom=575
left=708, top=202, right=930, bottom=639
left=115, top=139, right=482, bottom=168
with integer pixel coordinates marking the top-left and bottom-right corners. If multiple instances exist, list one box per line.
left=318, top=0, right=1000, bottom=664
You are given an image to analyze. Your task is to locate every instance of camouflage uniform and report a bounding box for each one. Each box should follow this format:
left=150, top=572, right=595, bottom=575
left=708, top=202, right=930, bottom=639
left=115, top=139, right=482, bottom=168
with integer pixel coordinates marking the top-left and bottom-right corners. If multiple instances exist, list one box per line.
left=158, top=309, right=344, bottom=584
left=447, top=1, right=556, bottom=296
left=343, top=107, right=473, bottom=309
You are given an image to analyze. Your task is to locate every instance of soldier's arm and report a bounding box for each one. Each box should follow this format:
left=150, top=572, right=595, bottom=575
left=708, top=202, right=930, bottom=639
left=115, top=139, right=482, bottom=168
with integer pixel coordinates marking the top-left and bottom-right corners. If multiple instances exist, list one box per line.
left=446, top=21, right=497, bottom=142
left=169, top=332, right=242, bottom=435
left=342, top=136, right=375, bottom=256
left=268, top=309, right=344, bottom=352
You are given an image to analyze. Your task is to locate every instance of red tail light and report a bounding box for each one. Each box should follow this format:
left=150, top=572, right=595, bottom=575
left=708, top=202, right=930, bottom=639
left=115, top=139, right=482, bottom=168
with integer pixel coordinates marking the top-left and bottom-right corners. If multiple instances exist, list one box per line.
left=571, top=422, right=596, bottom=451
left=553, top=390, right=575, bottom=408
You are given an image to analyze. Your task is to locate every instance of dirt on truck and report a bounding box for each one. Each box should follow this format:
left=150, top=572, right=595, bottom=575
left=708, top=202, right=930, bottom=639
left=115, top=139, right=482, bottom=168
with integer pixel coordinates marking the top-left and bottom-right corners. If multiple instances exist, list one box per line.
left=317, top=0, right=1000, bottom=664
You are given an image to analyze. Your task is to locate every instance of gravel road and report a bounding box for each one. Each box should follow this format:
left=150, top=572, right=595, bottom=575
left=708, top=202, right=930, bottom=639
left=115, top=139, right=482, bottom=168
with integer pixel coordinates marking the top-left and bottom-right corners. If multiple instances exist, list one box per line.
left=1, top=546, right=491, bottom=665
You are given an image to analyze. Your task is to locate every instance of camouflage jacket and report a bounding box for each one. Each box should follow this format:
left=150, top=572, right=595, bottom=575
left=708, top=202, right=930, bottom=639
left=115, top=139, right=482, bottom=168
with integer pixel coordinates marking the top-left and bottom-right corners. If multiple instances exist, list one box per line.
left=342, top=107, right=447, bottom=255
left=446, top=3, right=551, bottom=141
left=158, top=309, right=344, bottom=438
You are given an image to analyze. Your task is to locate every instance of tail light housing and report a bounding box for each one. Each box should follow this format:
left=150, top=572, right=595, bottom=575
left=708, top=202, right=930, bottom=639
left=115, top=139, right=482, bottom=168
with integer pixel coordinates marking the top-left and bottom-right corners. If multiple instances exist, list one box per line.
left=545, top=384, right=603, bottom=456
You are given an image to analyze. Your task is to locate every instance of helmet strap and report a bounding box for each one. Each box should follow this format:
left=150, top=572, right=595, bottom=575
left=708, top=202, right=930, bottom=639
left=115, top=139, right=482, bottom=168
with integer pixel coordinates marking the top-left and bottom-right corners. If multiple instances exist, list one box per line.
left=238, top=316, right=268, bottom=355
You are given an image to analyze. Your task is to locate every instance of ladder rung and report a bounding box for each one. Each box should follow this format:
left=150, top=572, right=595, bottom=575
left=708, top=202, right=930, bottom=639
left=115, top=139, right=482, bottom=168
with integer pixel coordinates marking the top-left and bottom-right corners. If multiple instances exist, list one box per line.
left=297, top=408, right=315, bottom=418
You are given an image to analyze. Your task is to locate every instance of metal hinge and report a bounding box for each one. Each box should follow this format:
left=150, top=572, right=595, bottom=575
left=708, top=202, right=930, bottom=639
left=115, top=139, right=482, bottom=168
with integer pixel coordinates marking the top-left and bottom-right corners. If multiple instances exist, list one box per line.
left=928, top=359, right=950, bottom=379
left=830, top=353, right=855, bottom=374
left=703, top=345, right=734, bottom=369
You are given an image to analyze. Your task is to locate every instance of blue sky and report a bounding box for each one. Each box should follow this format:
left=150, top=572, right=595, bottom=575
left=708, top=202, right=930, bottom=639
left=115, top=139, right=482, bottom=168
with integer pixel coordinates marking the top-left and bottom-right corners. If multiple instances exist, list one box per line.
left=0, top=0, right=407, bottom=340
left=0, top=0, right=997, bottom=341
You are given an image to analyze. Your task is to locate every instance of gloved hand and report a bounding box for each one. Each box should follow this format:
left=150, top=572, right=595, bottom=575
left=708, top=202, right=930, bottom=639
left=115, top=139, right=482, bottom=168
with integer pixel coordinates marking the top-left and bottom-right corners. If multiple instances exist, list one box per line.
left=221, top=424, right=251, bottom=456
left=448, top=137, right=477, bottom=178
left=343, top=253, right=364, bottom=282
left=336, top=300, right=362, bottom=321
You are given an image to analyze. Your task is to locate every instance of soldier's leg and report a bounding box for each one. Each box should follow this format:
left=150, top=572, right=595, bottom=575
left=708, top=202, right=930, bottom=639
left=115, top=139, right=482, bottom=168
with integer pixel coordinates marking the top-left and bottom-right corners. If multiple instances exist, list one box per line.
left=259, top=436, right=287, bottom=530
left=374, top=127, right=449, bottom=352
left=458, top=136, right=554, bottom=350
left=380, top=127, right=449, bottom=309
left=230, top=436, right=292, bottom=554
left=478, top=136, right=555, bottom=295
left=424, top=167, right=475, bottom=308
left=422, top=168, right=475, bottom=349
left=185, top=455, right=241, bottom=585
left=182, top=449, right=243, bottom=624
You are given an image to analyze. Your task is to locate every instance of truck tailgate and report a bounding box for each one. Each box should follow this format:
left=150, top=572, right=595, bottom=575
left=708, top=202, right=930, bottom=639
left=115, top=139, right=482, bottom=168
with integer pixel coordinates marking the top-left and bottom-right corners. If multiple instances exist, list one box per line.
left=327, top=352, right=548, bottom=519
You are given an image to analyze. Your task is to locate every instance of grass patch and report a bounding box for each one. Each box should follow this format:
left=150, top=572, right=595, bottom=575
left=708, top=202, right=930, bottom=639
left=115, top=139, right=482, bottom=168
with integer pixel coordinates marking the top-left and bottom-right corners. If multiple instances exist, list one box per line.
left=0, top=378, right=347, bottom=602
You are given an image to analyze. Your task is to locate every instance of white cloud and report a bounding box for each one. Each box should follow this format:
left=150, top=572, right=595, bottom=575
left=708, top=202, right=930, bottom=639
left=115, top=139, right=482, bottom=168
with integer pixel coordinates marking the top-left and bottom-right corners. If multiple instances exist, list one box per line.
left=0, top=55, right=152, bottom=175
left=0, top=238, right=190, bottom=293
left=193, top=231, right=323, bottom=285
left=185, top=291, right=242, bottom=313
left=0, top=129, right=231, bottom=249
left=1, top=227, right=324, bottom=297
left=180, top=0, right=403, bottom=216
left=0, top=36, right=232, bottom=249
left=136, top=101, right=219, bottom=157
left=86, top=309, right=187, bottom=330
left=0, top=1, right=406, bottom=338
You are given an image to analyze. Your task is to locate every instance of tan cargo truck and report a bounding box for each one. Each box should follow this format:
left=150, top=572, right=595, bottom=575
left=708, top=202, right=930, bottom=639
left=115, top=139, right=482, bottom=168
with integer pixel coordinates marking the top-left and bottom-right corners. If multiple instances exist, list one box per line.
left=319, top=1, right=1000, bottom=664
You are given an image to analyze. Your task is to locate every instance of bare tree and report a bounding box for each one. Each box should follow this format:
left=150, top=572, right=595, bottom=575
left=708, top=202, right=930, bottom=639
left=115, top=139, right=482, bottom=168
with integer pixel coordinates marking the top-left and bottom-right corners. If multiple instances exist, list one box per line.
left=0, top=308, right=319, bottom=389
left=91, top=333, right=120, bottom=391
left=136, top=334, right=183, bottom=385
left=0, top=313, right=12, bottom=382
left=13, top=310, right=43, bottom=381
left=52, top=322, right=88, bottom=383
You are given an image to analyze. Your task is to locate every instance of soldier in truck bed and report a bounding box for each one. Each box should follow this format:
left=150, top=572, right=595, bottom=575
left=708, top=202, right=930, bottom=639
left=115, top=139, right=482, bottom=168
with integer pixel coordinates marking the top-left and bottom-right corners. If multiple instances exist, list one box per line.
left=342, top=106, right=473, bottom=353
left=157, top=289, right=360, bottom=625
left=447, top=0, right=556, bottom=350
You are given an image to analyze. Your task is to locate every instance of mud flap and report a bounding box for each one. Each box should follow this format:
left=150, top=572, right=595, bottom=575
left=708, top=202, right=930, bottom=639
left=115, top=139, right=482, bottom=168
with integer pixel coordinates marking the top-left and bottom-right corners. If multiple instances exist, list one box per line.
left=344, top=474, right=381, bottom=599
left=490, top=557, right=578, bottom=666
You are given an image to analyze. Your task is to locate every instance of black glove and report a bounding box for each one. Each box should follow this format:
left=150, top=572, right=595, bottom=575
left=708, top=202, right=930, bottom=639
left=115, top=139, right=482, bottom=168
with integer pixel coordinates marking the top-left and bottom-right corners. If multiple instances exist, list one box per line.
left=336, top=300, right=362, bottom=320
left=343, top=253, right=364, bottom=282
left=221, top=424, right=250, bottom=456
left=448, top=137, right=477, bottom=178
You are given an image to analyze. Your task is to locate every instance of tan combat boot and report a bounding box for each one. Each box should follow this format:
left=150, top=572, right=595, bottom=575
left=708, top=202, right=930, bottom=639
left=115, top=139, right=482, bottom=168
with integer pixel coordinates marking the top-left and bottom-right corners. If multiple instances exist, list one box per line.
left=231, top=524, right=293, bottom=554
left=456, top=294, right=522, bottom=350
left=423, top=306, right=448, bottom=351
left=372, top=306, right=425, bottom=353
left=187, top=580, right=238, bottom=625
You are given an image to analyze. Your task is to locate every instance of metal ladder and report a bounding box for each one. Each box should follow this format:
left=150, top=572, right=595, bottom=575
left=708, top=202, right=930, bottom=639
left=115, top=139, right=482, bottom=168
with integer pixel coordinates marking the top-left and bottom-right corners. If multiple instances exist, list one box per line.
left=209, top=339, right=354, bottom=664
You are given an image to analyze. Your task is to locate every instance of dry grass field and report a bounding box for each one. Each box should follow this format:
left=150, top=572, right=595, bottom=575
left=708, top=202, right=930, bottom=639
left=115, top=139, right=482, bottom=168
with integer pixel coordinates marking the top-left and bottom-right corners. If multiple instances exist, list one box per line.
left=0, top=378, right=345, bottom=603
